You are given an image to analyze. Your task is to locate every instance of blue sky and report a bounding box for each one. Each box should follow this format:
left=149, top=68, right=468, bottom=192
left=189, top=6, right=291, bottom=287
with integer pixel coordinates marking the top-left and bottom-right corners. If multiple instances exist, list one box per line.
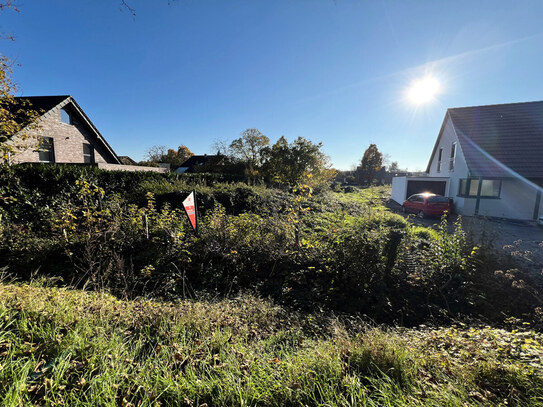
left=3, top=0, right=543, bottom=170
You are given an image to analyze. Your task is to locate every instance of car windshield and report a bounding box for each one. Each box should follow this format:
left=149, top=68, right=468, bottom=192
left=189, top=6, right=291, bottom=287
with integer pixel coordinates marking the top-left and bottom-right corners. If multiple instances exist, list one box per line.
left=427, top=196, right=449, bottom=203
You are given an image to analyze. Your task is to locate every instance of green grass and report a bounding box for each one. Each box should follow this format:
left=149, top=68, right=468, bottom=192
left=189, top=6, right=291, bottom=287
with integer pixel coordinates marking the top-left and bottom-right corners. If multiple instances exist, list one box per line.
left=0, top=282, right=542, bottom=406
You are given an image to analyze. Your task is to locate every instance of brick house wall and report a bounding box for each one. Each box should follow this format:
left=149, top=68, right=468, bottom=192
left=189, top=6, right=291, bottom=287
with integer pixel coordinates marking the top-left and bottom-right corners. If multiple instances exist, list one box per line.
left=12, top=103, right=115, bottom=164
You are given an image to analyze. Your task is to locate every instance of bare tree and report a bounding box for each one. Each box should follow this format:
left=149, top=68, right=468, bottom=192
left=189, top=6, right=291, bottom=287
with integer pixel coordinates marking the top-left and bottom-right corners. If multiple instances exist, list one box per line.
left=211, top=138, right=230, bottom=156
left=144, top=145, right=168, bottom=163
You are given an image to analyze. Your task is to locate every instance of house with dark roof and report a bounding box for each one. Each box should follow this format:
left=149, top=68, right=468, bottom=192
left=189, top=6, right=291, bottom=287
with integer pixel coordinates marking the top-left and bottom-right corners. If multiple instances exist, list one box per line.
left=119, top=155, right=137, bottom=165
left=174, top=154, right=226, bottom=173
left=8, top=95, right=121, bottom=165
left=391, top=101, right=543, bottom=221
left=7, top=95, right=166, bottom=173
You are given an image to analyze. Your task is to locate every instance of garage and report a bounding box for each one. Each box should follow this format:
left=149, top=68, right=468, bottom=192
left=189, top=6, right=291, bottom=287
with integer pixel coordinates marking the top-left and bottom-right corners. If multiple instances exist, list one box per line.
left=391, top=176, right=450, bottom=204
left=406, top=180, right=446, bottom=197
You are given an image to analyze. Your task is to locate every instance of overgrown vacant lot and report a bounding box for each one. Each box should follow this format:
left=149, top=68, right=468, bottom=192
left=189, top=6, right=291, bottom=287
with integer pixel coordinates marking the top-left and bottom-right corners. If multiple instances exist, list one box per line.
left=2, top=165, right=542, bottom=326
left=2, top=165, right=543, bottom=405
left=1, top=283, right=542, bottom=407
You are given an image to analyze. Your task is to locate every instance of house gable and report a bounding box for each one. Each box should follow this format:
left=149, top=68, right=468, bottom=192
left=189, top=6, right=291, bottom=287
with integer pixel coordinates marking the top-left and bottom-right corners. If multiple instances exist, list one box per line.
left=10, top=96, right=121, bottom=165
left=426, top=113, right=469, bottom=180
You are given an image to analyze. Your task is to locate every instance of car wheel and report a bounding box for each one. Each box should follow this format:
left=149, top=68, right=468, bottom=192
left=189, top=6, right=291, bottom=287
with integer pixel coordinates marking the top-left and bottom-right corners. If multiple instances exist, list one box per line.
left=418, top=210, right=425, bottom=219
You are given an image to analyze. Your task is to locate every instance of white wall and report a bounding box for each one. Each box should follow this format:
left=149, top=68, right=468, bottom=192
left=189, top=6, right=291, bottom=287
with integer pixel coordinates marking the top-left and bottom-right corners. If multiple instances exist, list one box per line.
left=476, top=179, right=540, bottom=220
left=391, top=176, right=450, bottom=204
left=391, top=176, right=407, bottom=204
left=427, top=116, right=469, bottom=201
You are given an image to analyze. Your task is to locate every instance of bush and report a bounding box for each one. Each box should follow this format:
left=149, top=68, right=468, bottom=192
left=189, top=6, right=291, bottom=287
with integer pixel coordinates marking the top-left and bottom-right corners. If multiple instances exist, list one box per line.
left=1, top=165, right=542, bottom=326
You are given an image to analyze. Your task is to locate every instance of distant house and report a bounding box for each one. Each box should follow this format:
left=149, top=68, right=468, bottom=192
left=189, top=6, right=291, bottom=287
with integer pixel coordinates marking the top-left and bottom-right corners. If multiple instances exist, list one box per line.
left=119, top=156, right=137, bottom=165
left=7, top=95, right=165, bottom=173
left=392, top=101, right=543, bottom=221
left=174, top=154, right=226, bottom=173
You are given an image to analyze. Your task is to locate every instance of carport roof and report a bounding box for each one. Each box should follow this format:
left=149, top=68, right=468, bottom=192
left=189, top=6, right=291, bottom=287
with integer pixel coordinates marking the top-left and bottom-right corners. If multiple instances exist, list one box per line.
left=428, top=101, right=543, bottom=179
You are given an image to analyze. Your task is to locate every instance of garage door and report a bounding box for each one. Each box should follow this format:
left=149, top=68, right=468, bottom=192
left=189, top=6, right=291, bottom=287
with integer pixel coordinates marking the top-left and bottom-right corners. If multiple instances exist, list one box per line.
left=406, top=180, right=446, bottom=198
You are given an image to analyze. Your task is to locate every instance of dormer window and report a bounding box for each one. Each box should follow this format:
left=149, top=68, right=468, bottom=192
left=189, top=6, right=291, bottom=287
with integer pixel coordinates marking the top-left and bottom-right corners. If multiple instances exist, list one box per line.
left=61, top=107, right=73, bottom=125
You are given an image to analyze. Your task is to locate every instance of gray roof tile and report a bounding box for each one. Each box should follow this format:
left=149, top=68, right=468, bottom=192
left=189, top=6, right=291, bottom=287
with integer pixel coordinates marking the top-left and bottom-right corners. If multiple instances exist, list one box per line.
left=448, top=101, right=543, bottom=178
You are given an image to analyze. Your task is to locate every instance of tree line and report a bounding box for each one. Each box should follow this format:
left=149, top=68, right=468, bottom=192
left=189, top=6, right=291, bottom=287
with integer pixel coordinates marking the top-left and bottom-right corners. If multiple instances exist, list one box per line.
left=143, top=128, right=335, bottom=186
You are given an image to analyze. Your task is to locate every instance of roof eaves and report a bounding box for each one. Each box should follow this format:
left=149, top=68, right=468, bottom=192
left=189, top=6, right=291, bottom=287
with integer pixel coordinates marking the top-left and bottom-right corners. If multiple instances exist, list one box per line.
left=67, top=97, right=122, bottom=164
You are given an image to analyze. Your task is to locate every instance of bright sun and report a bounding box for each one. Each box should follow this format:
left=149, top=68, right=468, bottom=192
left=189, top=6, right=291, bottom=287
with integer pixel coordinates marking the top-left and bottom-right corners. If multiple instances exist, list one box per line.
left=408, top=77, right=440, bottom=104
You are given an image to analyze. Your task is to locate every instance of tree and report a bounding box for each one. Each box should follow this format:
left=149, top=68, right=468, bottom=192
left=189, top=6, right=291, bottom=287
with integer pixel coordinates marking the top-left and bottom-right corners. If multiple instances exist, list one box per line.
left=0, top=57, right=40, bottom=163
left=144, top=145, right=167, bottom=162
left=229, top=128, right=269, bottom=183
left=144, top=144, right=193, bottom=166
left=262, top=136, right=334, bottom=185
left=120, top=0, right=174, bottom=17
left=162, top=145, right=193, bottom=166
left=359, top=144, right=383, bottom=185
left=211, top=138, right=230, bottom=156
left=388, top=161, right=400, bottom=172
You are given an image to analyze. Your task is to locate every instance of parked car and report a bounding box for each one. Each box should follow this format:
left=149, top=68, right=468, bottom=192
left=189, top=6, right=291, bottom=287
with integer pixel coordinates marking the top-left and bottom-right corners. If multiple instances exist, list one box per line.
left=401, top=193, right=451, bottom=218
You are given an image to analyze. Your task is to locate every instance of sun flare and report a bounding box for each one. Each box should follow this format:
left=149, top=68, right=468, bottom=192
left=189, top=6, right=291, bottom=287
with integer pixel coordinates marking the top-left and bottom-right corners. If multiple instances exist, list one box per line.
left=408, top=77, right=440, bottom=104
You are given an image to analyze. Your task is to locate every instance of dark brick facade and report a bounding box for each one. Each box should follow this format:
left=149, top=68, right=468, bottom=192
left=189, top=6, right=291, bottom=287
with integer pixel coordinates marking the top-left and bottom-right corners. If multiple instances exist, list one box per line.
left=12, top=99, right=117, bottom=164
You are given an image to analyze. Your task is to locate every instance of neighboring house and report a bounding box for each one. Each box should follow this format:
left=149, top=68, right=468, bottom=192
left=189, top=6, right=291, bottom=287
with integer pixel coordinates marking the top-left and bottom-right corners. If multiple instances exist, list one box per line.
left=7, top=95, right=166, bottom=173
left=9, top=95, right=121, bottom=165
left=119, top=155, right=137, bottom=165
left=174, top=154, right=225, bottom=173
left=392, top=101, right=543, bottom=221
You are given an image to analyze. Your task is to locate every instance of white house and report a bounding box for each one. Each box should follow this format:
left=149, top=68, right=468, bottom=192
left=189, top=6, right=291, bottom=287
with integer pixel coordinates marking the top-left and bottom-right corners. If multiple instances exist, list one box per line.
left=392, top=101, right=543, bottom=221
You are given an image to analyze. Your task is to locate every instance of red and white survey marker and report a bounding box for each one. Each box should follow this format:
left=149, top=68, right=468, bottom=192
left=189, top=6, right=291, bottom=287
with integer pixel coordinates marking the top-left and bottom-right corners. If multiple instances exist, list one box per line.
left=182, top=191, right=198, bottom=233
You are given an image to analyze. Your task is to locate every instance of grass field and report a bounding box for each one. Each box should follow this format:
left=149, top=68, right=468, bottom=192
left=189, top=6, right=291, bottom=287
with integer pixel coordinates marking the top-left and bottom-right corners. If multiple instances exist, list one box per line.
left=1, top=281, right=542, bottom=407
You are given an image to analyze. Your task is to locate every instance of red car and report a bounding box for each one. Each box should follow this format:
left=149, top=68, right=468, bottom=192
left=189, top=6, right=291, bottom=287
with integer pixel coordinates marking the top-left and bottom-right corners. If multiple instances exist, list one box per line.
left=401, top=193, right=451, bottom=218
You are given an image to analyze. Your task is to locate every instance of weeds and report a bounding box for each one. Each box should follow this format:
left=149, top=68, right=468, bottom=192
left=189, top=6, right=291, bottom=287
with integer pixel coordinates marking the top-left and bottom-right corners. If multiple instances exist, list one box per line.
left=0, top=283, right=541, bottom=406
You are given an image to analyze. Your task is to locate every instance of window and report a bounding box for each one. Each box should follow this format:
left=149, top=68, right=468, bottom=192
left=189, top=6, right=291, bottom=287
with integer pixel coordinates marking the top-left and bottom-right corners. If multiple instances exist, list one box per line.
left=39, top=137, right=55, bottom=163
left=408, top=195, right=424, bottom=202
left=437, top=148, right=443, bottom=172
left=83, top=143, right=94, bottom=164
left=449, top=143, right=456, bottom=171
left=61, top=108, right=72, bottom=125
left=458, top=178, right=468, bottom=196
left=428, top=196, right=449, bottom=203
left=458, top=178, right=501, bottom=198
left=480, top=179, right=501, bottom=197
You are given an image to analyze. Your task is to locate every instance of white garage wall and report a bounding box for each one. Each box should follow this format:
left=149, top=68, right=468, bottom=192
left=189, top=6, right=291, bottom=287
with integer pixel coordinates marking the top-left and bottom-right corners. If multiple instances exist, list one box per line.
left=391, top=176, right=451, bottom=205
left=391, top=176, right=407, bottom=204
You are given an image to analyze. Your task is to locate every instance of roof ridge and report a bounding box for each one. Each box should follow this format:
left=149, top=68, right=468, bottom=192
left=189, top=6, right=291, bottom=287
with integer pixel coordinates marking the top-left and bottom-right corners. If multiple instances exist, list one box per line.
left=448, top=100, right=543, bottom=111
left=14, top=95, right=71, bottom=99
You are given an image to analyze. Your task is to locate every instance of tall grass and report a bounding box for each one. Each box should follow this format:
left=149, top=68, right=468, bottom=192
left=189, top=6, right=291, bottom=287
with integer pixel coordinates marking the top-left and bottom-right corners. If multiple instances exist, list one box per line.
left=0, top=282, right=541, bottom=406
